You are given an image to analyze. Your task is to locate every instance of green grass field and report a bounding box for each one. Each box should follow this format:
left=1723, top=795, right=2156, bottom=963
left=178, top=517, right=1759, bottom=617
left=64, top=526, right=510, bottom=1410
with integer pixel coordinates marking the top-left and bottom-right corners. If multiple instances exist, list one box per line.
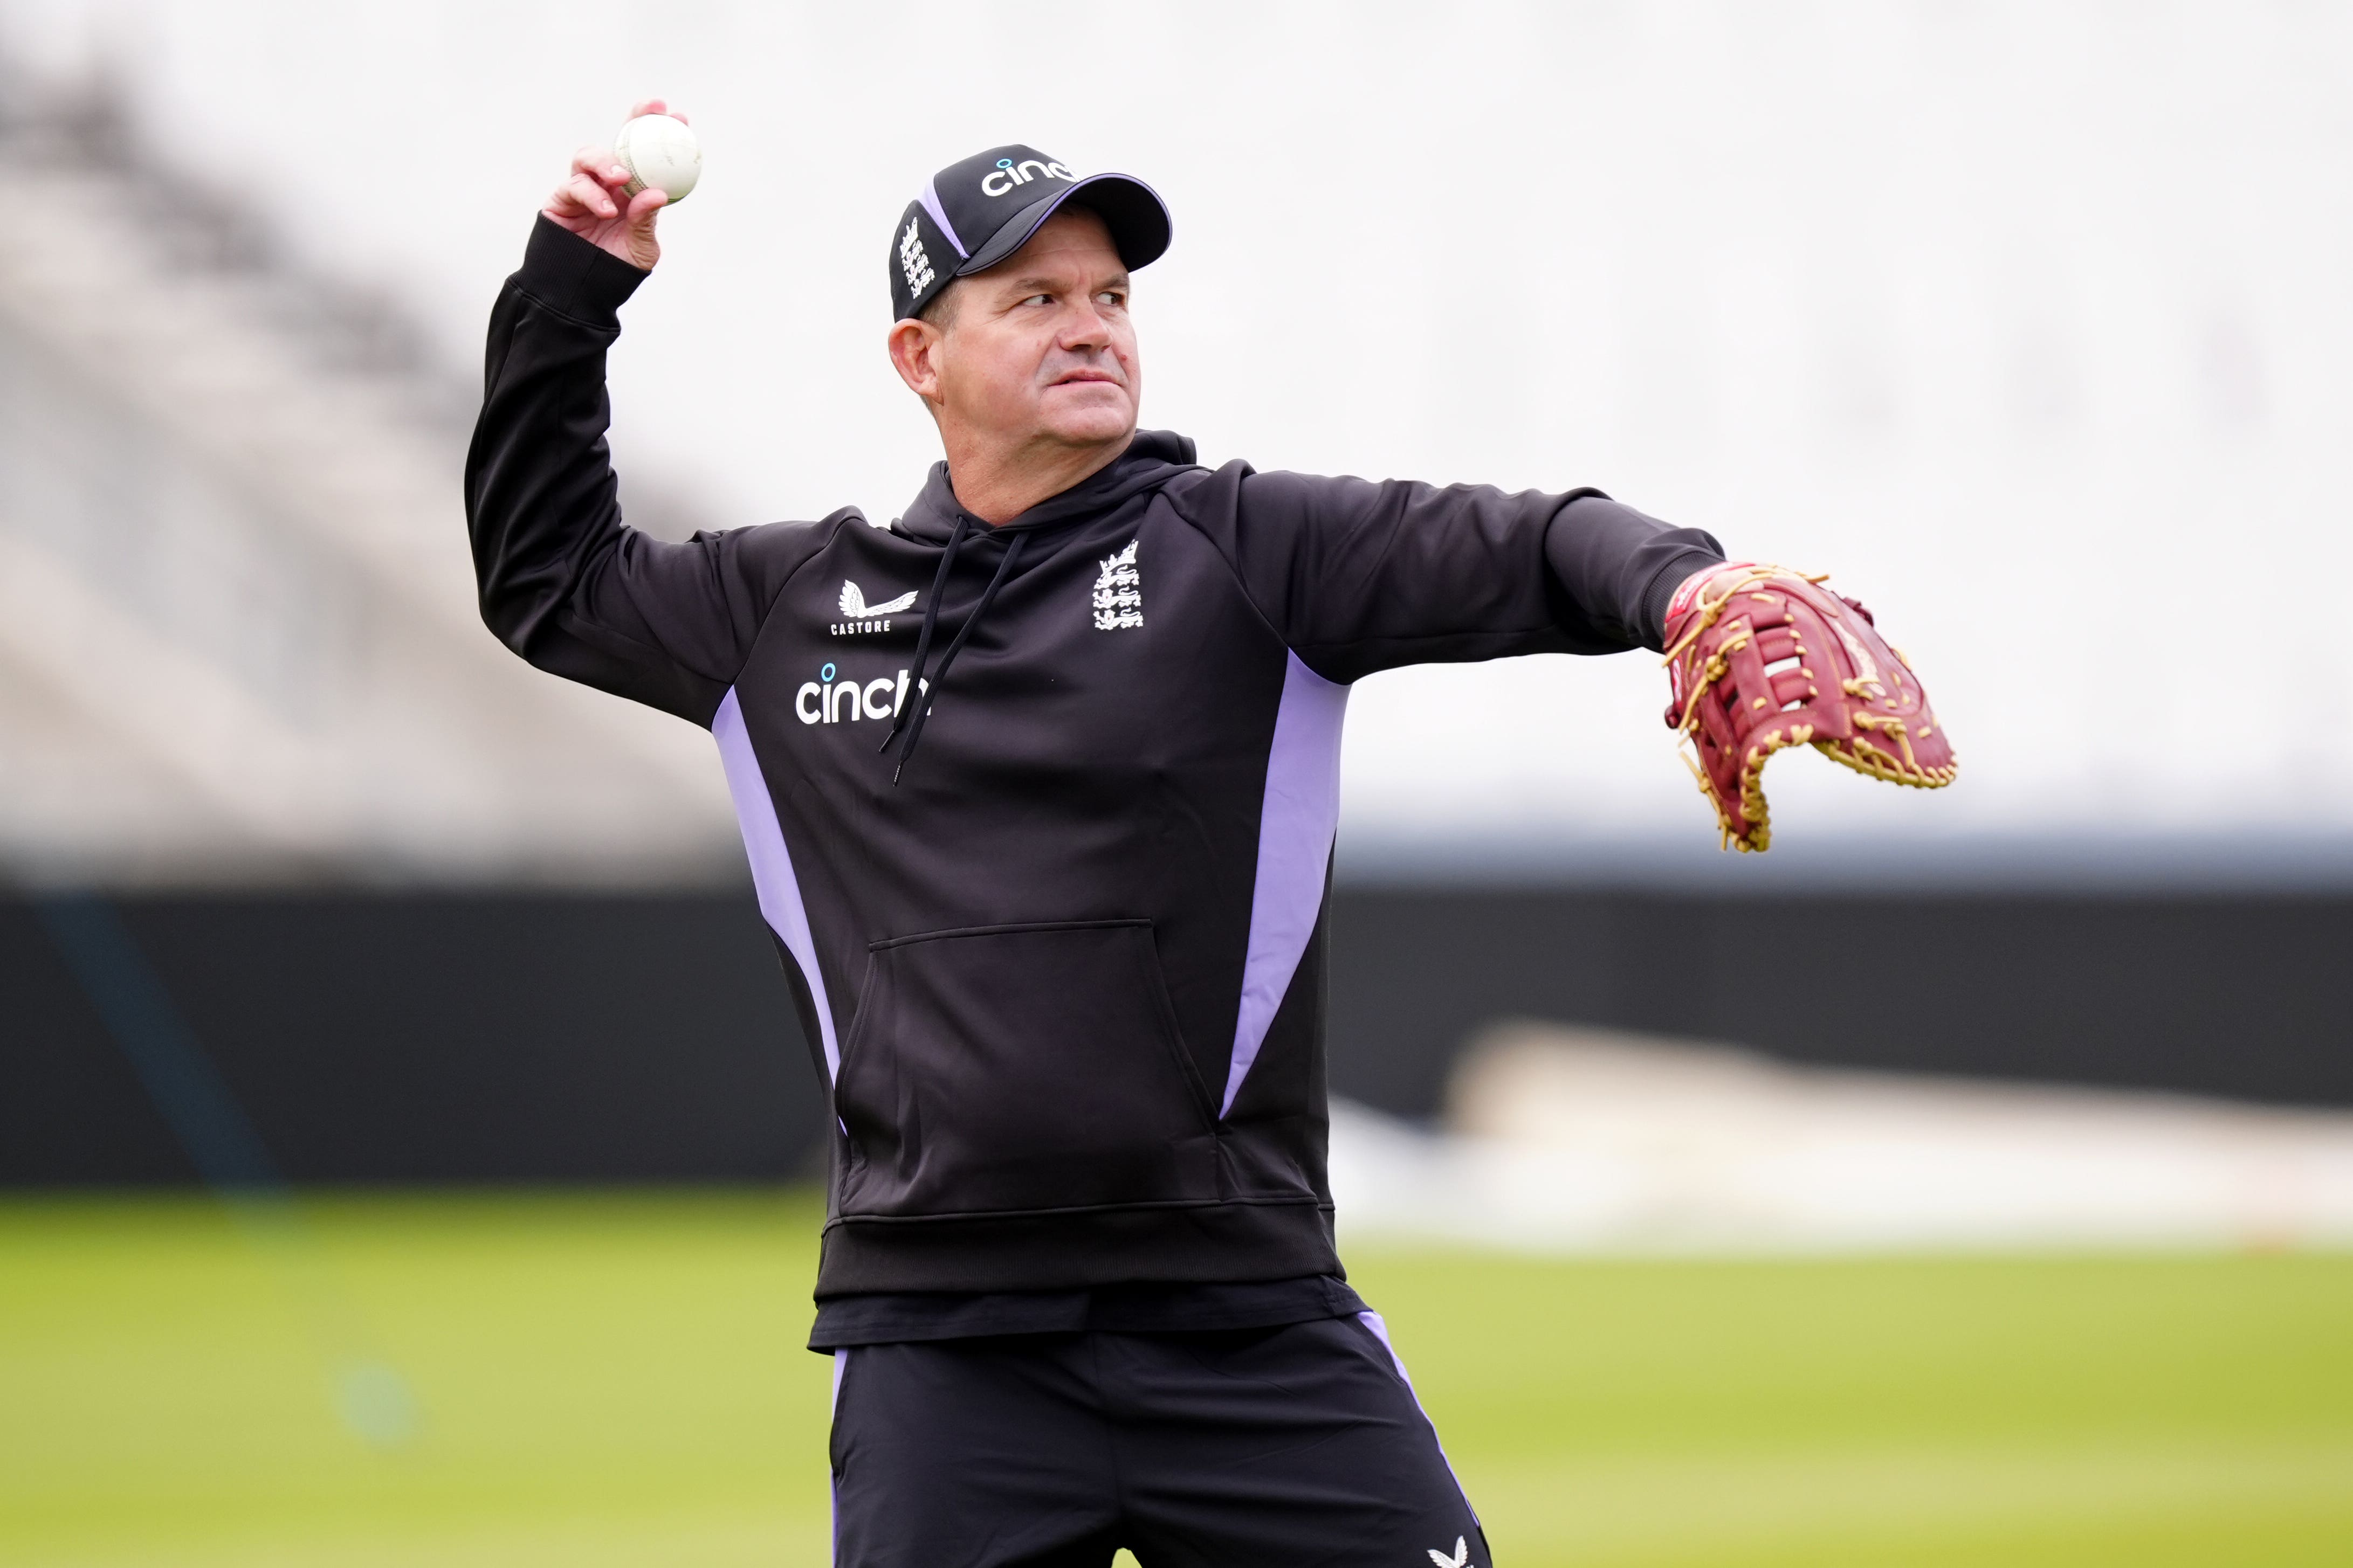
left=3, top=1191, right=2349, bottom=1566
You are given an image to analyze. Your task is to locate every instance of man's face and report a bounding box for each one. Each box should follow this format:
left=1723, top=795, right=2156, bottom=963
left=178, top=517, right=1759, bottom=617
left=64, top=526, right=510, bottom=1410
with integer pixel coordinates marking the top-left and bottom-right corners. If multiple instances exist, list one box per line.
left=895, top=208, right=1140, bottom=455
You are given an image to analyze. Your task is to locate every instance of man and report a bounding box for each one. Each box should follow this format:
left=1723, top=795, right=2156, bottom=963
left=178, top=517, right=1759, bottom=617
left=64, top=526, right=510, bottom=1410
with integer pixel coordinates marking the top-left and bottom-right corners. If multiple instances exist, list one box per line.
left=466, top=101, right=1931, bottom=1566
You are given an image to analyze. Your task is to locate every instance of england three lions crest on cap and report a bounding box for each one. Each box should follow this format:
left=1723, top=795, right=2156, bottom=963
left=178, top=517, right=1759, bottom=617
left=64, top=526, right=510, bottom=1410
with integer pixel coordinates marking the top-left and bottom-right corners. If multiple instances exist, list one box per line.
left=897, top=219, right=934, bottom=298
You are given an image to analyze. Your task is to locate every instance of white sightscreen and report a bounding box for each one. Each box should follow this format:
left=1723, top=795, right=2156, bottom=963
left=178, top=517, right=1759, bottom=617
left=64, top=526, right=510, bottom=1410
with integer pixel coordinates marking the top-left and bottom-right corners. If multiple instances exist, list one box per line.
left=12, top=1, right=2351, bottom=868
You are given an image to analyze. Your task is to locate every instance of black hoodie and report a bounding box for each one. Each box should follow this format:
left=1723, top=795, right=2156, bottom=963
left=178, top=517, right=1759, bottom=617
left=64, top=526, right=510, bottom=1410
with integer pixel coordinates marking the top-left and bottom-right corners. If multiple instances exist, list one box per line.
left=466, top=218, right=1723, bottom=1334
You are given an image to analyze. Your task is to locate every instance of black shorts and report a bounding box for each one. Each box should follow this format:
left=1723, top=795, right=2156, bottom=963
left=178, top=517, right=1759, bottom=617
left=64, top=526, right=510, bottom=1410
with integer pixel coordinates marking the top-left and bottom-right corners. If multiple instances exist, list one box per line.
left=828, top=1312, right=1490, bottom=1567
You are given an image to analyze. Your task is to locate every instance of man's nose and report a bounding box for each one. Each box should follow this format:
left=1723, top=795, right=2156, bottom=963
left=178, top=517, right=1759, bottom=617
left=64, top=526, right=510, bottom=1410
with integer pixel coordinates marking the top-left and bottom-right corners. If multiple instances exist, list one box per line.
left=1056, top=299, right=1112, bottom=351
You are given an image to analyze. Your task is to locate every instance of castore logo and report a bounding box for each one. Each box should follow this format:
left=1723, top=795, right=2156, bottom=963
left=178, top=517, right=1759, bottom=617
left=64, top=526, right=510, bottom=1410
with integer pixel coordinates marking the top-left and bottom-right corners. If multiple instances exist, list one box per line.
left=833, top=580, right=916, bottom=637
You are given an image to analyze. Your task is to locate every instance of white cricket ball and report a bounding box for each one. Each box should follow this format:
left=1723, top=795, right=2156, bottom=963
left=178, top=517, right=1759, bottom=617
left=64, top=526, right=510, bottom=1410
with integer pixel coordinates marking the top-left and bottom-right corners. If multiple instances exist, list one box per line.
left=615, top=113, right=701, bottom=204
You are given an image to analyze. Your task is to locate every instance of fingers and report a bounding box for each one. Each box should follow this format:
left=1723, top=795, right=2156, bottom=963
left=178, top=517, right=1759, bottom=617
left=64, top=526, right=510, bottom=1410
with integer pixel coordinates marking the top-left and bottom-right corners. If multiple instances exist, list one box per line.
left=548, top=169, right=622, bottom=220
left=570, top=144, right=633, bottom=185
left=628, top=97, right=687, bottom=125
left=548, top=145, right=636, bottom=217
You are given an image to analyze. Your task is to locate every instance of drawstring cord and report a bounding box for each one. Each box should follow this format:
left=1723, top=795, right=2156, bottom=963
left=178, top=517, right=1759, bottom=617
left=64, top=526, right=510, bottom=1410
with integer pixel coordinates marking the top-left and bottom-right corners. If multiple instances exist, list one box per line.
left=878, top=514, right=969, bottom=760
left=878, top=517, right=1027, bottom=783
left=889, top=531, right=1027, bottom=783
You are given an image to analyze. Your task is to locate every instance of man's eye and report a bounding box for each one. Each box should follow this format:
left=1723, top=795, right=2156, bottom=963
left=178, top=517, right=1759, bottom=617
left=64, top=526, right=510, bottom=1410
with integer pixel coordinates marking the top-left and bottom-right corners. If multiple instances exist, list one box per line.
left=1022, top=294, right=1052, bottom=307
left=1096, top=292, right=1125, bottom=307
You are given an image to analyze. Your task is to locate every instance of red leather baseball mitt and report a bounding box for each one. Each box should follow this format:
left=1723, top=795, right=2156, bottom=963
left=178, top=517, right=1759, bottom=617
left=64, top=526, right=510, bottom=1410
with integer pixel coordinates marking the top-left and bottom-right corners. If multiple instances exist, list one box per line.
left=1663, top=563, right=1956, bottom=852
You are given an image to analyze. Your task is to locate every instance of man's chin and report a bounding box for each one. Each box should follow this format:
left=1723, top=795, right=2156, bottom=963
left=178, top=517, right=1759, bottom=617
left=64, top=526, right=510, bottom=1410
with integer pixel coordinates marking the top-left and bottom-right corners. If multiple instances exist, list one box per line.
left=1037, top=404, right=1138, bottom=448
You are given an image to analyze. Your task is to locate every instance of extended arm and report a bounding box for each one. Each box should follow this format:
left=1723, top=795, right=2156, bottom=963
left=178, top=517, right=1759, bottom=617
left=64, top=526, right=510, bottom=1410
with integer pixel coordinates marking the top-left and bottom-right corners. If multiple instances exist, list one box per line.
left=1173, top=465, right=1724, bottom=682
left=1543, top=495, right=1726, bottom=654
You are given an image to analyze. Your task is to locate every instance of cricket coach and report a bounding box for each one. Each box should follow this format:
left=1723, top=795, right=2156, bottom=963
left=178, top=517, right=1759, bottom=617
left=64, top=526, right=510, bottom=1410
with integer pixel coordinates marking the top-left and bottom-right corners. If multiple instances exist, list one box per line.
left=467, top=99, right=1951, bottom=1567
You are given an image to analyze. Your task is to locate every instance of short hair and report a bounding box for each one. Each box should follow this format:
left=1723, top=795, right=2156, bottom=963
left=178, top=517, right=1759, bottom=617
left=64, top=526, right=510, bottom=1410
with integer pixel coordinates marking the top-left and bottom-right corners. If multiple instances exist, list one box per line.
left=916, top=278, right=961, bottom=331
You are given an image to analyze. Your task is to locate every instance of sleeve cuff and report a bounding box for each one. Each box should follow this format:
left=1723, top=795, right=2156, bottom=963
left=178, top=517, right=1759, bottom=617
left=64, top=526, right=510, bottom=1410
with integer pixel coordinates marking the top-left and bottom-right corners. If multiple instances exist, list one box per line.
left=515, top=214, right=650, bottom=328
left=1640, top=542, right=1729, bottom=650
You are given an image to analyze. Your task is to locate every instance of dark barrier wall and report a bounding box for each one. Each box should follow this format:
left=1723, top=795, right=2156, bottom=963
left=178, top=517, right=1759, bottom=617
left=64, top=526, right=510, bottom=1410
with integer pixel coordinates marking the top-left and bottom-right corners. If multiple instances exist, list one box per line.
left=5, top=889, right=2349, bottom=1184
left=1326, top=889, right=2353, bottom=1120
left=2, top=895, right=814, bottom=1185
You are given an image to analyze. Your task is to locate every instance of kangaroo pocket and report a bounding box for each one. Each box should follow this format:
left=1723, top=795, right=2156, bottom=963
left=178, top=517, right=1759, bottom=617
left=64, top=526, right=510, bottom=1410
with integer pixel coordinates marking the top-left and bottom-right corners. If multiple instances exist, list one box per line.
left=834, top=919, right=1223, bottom=1219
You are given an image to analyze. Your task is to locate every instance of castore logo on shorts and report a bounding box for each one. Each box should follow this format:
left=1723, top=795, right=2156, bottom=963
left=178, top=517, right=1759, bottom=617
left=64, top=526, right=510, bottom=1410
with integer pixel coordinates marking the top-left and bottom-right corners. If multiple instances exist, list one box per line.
left=981, top=156, right=1075, bottom=198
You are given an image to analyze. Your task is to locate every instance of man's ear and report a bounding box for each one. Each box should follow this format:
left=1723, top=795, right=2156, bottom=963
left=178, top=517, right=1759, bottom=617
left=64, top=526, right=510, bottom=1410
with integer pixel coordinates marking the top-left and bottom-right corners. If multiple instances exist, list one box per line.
left=888, top=317, right=945, bottom=404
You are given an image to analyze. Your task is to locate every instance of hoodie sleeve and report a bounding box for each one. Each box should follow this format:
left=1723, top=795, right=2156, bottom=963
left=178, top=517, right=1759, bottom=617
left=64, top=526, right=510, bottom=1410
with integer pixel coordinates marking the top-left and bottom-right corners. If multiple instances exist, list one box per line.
left=464, top=217, right=835, bottom=727
left=1165, top=463, right=1724, bottom=685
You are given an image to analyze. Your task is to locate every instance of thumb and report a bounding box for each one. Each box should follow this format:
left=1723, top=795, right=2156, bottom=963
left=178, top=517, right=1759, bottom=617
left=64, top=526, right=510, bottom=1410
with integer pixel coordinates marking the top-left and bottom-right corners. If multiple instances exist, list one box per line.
left=625, top=187, right=668, bottom=264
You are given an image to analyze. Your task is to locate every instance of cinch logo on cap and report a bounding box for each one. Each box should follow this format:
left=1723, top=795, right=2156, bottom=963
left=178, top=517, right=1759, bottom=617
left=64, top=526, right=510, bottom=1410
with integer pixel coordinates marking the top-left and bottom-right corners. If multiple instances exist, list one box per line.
left=981, top=156, right=1075, bottom=198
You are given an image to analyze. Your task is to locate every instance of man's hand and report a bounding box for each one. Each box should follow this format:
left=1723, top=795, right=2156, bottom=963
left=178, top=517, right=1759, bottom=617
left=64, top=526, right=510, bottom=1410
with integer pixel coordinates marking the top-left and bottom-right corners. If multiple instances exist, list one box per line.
left=542, top=98, right=682, bottom=271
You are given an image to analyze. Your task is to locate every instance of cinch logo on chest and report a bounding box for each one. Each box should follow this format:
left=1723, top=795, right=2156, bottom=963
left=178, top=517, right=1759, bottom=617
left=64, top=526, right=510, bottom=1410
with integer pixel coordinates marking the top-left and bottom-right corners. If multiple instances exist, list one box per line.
left=797, top=662, right=924, bottom=725
left=831, top=580, right=916, bottom=637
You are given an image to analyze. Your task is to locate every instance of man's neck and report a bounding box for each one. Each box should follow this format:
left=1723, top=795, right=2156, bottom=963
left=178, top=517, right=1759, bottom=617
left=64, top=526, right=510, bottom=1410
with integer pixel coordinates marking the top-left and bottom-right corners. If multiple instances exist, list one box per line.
left=944, top=432, right=1133, bottom=525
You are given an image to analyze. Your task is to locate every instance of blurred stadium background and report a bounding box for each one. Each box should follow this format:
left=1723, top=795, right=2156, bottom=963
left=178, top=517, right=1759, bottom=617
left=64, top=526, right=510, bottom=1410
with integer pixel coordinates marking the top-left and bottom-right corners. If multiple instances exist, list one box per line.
left=3, top=3, right=2349, bottom=1564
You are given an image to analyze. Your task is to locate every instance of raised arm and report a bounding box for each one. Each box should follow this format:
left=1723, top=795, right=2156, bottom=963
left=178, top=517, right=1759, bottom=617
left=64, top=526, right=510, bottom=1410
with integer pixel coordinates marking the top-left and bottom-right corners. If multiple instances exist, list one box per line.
left=463, top=101, right=821, bottom=727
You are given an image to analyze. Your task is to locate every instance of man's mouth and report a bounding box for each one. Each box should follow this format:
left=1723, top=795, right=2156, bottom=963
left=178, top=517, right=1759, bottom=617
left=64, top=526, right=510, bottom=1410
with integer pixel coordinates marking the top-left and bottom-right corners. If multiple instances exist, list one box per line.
left=1051, top=369, right=1122, bottom=387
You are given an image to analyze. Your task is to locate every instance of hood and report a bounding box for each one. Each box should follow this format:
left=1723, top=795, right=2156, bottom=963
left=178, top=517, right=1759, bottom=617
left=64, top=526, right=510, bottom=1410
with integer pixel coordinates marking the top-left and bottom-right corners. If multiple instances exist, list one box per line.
left=893, top=430, right=1201, bottom=544
left=876, top=430, right=1201, bottom=781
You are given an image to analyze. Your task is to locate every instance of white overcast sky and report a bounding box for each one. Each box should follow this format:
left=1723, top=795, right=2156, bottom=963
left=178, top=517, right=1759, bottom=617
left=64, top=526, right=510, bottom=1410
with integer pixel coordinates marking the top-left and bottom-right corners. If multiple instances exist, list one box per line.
left=12, top=1, right=2353, bottom=861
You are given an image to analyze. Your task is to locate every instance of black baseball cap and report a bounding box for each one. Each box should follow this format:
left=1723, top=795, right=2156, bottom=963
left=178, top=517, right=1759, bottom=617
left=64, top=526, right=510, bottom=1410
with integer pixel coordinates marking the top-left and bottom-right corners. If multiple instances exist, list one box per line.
left=889, top=144, right=1171, bottom=321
